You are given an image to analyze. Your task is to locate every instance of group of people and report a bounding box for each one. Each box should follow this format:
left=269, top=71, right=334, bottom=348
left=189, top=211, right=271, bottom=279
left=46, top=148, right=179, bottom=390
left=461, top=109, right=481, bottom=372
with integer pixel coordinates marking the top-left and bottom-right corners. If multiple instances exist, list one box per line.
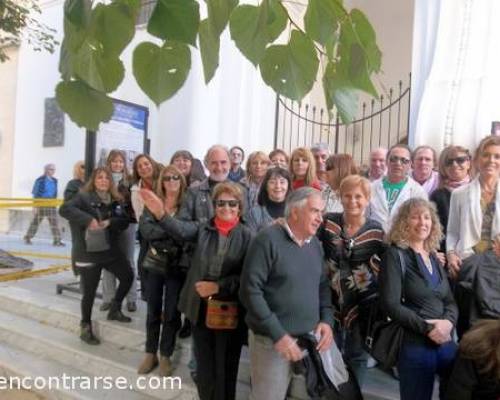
left=54, top=139, right=500, bottom=400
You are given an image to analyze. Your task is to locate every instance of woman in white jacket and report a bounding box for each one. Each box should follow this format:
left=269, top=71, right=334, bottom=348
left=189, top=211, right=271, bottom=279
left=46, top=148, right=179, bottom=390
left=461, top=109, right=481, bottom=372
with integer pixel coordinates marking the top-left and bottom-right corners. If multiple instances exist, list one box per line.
left=447, top=135, right=500, bottom=276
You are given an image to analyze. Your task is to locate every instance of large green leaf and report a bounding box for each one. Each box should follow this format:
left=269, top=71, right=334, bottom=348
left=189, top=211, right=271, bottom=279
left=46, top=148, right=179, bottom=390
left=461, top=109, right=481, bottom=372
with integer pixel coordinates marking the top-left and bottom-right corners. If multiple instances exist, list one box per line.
left=199, top=19, right=220, bottom=84
left=350, top=9, right=381, bottom=73
left=303, top=0, right=343, bottom=47
left=132, top=41, right=191, bottom=105
left=323, top=61, right=359, bottom=123
left=56, top=80, right=114, bottom=131
left=147, top=0, right=200, bottom=46
left=338, top=10, right=379, bottom=97
left=63, top=0, right=91, bottom=53
left=206, top=0, right=238, bottom=35
left=260, top=30, right=318, bottom=101
left=229, top=0, right=287, bottom=66
left=73, top=37, right=125, bottom=92
left=90, top=0, right=139, bottom=56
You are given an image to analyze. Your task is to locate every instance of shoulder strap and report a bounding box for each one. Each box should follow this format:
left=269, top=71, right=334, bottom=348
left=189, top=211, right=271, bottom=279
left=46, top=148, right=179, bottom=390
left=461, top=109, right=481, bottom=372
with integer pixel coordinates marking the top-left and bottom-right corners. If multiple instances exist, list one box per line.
left=397, top=249, right=406, bottom=303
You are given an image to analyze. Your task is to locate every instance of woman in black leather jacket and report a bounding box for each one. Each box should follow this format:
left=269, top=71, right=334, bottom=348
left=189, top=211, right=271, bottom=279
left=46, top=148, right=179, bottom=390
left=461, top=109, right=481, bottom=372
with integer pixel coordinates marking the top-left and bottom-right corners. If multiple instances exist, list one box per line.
left=59, top=167, right=133, bottom=345
left=137, top=165, right=187, bottom=377
left=141, top=181, right=252, bottom=400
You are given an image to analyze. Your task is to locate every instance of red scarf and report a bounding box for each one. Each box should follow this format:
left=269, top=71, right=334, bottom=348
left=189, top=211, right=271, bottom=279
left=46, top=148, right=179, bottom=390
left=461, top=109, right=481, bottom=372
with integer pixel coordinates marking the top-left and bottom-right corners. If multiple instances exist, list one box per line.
left=292, top=179, right=322, bottom=191
left=214, top=216, right=239, bottom=236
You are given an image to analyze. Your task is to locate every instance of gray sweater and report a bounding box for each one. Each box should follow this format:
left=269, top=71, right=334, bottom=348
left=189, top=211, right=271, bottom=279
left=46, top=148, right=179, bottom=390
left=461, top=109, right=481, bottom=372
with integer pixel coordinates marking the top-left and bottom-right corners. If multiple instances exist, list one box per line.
left=239, top=224, right=334, bottom=342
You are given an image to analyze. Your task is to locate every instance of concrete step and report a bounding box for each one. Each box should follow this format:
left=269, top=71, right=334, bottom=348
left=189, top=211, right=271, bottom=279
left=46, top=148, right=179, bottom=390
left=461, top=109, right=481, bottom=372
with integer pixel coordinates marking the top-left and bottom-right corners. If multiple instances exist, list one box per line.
left=0, top=341, right=159, bottom=400
left=0, top=309, right=198, bottom=400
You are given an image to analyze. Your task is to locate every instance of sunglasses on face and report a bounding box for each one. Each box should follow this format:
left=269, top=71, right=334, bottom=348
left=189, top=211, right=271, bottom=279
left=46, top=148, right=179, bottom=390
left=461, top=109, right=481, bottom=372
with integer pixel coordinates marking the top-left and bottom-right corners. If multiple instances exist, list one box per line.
left=388, top=155, right=411, bottom=165
left=215, top=200, right=239, bottom=208
left=162, top=175, right=181, bottom=182
left=445, top=156, right=470, bottom=167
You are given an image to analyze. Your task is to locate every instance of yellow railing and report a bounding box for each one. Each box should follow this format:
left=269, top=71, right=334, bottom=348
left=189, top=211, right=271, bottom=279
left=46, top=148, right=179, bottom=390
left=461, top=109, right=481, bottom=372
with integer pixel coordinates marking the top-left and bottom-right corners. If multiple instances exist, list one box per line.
left=0, top=198, right=64, bottom=209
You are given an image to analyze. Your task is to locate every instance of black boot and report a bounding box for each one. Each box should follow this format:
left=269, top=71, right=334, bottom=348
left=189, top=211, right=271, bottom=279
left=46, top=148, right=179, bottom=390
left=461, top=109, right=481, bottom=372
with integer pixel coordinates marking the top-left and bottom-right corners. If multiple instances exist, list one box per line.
left=107, top=302, right=132, bottom=323
left=178, top=318, right=191, bottom=339
left=80, top=322, right=100, bottom=345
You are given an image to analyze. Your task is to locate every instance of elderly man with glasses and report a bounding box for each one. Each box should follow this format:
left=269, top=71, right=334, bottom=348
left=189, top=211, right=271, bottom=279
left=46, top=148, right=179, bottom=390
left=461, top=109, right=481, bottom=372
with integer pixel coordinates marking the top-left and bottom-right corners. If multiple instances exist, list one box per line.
left=367, top=144, right=428, bottom=232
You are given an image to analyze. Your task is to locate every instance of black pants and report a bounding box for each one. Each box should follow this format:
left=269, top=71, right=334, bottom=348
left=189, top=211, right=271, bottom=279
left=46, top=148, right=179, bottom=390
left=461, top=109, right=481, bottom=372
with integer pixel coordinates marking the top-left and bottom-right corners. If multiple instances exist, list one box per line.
left=145, top=271, right=183, bottom=356
left=80, top=256, right=133, bottom=323
left=137, top=233, right=149, bottom=300
left=192, top=313, right=245, bottom=400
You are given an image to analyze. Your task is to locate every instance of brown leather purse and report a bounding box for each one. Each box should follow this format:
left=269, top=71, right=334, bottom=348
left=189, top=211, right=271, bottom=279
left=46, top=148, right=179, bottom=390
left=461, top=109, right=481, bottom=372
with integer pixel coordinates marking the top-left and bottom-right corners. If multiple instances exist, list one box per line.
left=205, top=297, right=238, bottom=330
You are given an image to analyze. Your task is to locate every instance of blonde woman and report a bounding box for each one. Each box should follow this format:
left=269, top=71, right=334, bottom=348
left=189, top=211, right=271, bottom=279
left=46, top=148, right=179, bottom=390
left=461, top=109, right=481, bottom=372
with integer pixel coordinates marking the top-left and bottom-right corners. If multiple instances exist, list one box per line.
left=380, top=198, right=458, bottom=400
left=289, top=147, right=321, bottom=190
left=240, top=151, right=270, bottom=207
left=64, top=161, right=85, bottom=201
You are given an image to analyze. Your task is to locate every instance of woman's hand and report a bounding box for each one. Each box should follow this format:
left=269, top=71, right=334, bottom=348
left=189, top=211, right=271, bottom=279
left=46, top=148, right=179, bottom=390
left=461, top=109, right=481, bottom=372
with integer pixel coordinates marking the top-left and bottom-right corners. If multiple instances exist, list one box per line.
left=426, top=319, right=453, bottom=344
left=435, top=252, right=446, bottom=266
left=493, top=236, right=500, bottom=258
left=139, top=189, right=165, bottom=220
left=88, top=219, right=100, bottom=230
left=446, top=252, right=462, bottom=279
left=195, top=281, right=219, bottom=298
left=99, top=219, right=110, bottom=229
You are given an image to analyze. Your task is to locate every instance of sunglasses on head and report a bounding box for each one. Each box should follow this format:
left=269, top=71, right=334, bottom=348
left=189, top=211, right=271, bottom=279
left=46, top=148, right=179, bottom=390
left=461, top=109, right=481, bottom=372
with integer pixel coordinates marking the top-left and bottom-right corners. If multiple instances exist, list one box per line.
left=388, top=155, right=411, bottom=165
left=445, top=156, right=470, bottom=166
left=215, top=200, right=239, bottom=208
left=162, top=175, right=181, bottom=182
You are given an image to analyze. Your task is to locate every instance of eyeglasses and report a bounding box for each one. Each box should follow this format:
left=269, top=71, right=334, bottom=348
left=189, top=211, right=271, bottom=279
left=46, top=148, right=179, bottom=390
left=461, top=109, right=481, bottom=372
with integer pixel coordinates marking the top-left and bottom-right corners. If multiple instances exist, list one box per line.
left=215, top=200, right=239, bottom=208
left=388, top=155, right=411, bottom=165
left=162, top=175, right=181, bottom=182
left=445, top=156, right=470, bottom=166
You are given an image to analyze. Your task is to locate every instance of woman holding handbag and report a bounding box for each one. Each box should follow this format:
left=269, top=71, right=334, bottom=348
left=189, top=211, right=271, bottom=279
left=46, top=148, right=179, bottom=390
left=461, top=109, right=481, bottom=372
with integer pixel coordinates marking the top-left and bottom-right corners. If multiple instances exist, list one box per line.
left=137, top=165, right=187, bottom=377
left=380, top=198, right=458, bottom=400
left=140, top=182, right=252, bottom=400
left=59, top=167, right=134, bottom=345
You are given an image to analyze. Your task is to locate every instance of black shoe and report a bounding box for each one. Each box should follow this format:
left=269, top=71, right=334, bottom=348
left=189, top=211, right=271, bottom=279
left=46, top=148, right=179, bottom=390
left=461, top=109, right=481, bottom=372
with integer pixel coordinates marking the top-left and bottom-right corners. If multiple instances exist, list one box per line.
left=24, top=237, right=32, bottom=245
left=53, top=241, right=66, bottom=247
left=107, top=304, right=132, bottom=323
left=178, top=319, right=191, bottom=339
left=127, top=301, right=137, bottom=312
left=80, top=322, right=100, bottom=345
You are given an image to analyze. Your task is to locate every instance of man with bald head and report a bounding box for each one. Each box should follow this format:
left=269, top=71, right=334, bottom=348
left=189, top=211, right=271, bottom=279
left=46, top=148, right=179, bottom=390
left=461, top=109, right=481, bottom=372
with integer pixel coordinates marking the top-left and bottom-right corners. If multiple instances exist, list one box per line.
left=367, top=148, right=387, bottom=181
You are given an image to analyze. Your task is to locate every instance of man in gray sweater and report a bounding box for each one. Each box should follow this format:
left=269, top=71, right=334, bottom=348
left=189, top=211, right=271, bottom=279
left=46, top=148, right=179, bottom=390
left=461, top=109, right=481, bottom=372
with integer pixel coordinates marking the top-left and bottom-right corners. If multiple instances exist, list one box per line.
left=240, top=187, right=334, bottom=400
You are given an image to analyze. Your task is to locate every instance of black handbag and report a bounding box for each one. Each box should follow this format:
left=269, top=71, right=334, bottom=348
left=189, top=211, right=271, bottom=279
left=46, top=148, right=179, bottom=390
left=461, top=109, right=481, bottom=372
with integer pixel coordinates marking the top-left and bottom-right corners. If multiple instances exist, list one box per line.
left=365, top=249, right=406, bottom=370
left=142, top=245, right=169, bottom=275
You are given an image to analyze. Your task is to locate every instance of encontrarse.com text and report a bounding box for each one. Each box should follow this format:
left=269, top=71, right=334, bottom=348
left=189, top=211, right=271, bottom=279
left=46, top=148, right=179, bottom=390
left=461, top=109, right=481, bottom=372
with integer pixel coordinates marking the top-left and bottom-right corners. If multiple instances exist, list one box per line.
left=0, top=375, right=182, bottom=391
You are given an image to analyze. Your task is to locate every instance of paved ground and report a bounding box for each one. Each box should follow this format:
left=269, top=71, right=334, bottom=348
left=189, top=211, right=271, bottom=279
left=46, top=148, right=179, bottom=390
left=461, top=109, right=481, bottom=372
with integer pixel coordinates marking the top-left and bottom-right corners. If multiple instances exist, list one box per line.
left=0, top=233, right=406, bottom=400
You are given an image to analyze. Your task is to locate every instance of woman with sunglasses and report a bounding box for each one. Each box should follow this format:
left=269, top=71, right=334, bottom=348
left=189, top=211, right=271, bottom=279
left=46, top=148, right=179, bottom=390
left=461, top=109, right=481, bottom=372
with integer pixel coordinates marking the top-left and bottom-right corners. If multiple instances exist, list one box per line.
left=137, top=165, right=187, bottom=377
left=140, top=181, right=251, bottom=400
left=317, top=175, right=385, bottom=386
left=430, top=146, right=472, bottom=252
left=60, top=167, right=134, bottom=345
left=247, top=167, right=292, bottom=233
left=100, top=150, right=138, bottom=313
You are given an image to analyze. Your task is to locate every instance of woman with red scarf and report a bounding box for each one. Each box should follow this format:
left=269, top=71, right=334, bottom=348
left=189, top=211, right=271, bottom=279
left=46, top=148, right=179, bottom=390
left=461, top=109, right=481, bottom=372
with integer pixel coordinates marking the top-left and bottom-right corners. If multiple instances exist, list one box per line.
left=140, top=182, right=251, bottom=400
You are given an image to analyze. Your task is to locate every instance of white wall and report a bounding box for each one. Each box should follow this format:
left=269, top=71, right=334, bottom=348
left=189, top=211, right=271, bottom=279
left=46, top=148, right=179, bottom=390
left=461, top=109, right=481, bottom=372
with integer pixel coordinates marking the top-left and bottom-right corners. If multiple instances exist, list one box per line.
left=12, top=0, right=276, bottom=198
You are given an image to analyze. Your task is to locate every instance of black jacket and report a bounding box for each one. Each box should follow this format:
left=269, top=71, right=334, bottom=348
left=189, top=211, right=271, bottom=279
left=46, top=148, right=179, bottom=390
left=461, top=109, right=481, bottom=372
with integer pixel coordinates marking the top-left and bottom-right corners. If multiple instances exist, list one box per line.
left=156, top=215, right=252, bottom=324
left=379, top=246, right=458, bottom=342
left=430, top=188, right=451, bottom=252
left=59, top=192, right=129, bottom=263
left=63, top=179, right=84, bottom=201
left=139, top=208, right=185, bottom=276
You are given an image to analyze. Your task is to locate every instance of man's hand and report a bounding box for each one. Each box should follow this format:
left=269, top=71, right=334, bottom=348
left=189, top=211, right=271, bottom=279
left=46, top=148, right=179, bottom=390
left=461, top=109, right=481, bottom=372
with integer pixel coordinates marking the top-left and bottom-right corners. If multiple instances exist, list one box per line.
left=195, top=281, right=219, bottom=298
left=426, top=319, right=453, bottom=345
left=139, top=189, right=165, bottom=220
left=99, top=220, right=110, bottom=229
left=315, top=322, right=333, bottom=352
left=446, top=252, right=462, bottom=279
left=274, top=334, right=303, bottom=362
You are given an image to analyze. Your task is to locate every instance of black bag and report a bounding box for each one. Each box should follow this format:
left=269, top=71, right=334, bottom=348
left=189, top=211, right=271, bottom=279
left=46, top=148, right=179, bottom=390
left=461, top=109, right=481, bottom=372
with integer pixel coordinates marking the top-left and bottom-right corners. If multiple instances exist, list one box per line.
left=142, top=245, right=169, bottom=275
left=365, top=249, right=406, bottom=370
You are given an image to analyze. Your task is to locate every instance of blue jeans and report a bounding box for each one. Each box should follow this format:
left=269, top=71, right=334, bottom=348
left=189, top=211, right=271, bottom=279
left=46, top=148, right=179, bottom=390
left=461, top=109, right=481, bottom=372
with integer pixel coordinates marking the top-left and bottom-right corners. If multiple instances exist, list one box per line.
left=335, top=321, right=368, bottom=386
left=398, top=339, right=457, bottom=400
